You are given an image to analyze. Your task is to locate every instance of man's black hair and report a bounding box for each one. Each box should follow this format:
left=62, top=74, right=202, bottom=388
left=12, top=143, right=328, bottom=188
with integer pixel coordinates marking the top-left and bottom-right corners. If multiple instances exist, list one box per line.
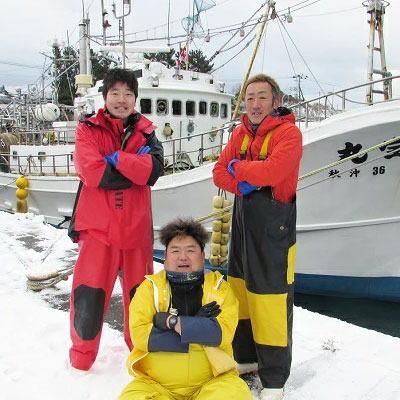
left=159, top=218, right=209, bottom=251
left=102, top=68, right=139, bottom=99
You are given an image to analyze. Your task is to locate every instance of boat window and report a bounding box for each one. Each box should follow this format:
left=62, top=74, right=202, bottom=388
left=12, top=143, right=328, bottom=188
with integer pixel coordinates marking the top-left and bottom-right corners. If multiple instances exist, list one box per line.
left=199, top=101, right=207, bottom=115
left=133, top=70, right=143, bottom=79
left=156, top=99, right=168, bottom=116
left=98, top=86, right=103, bottom=93
left=172, top=100, right=182, bottom=116
left=210, top=102, right=219, bottom=117
left=140, top=99, right=152, bottom=114
left=186, top=101, right=195, bottom=117
left=221, top=103, right=228, bottom=119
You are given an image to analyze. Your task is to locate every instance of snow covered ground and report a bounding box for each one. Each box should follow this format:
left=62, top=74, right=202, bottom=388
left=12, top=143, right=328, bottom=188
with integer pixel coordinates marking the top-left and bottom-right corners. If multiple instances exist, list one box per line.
left=1, top=211, right=399, bottom=400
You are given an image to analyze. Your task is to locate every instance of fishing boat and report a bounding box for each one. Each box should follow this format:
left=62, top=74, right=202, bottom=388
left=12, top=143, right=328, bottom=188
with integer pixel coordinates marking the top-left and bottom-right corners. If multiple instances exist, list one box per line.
left=1, top=0, right=399, bottom=301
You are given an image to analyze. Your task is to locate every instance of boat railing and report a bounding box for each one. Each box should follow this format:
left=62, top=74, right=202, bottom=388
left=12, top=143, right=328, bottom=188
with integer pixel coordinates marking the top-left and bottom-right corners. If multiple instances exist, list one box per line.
left=0, top=123, right=235, bottom=176
left=4, top=129, right=76, bottom=146
left=288, top=74, right=400, bottom=129
left=161, top=124, right=232, bottom=173
left=0, top=151, right=76, bottom=176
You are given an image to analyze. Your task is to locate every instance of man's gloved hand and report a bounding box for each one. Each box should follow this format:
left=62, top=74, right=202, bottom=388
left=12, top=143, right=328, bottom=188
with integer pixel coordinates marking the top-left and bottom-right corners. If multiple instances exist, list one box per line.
left=153, top=312, right=171, bottom=331
left=104, top=151, right=118, bottom=167
left=137, top=145, right=151, bottom=155
left=227, top=159, right=239, bottom=176
left=238, top=181, right=260, bottom=195
left=196, top=301, right=221, bottom=318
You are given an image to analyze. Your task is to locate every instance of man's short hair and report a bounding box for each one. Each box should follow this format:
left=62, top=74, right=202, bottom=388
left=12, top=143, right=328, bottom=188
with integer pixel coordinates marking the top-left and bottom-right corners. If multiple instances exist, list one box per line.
left=244, top=73, right=281, bottom=103
left=102, top=68, right=139, bottom=99
left=159, top=218, right=209, bottom=251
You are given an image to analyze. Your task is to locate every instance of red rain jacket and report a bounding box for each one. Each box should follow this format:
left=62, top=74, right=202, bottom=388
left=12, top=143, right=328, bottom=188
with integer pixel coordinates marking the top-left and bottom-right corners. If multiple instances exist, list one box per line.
left=213, top=109, right=302, bottom=203
left=72, top=108, right=163, bottom=249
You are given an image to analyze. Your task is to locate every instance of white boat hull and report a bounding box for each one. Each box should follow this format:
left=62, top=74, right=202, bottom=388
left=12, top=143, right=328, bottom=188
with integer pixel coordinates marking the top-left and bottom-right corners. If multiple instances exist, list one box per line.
left=1, top=101, right=400, bottom=301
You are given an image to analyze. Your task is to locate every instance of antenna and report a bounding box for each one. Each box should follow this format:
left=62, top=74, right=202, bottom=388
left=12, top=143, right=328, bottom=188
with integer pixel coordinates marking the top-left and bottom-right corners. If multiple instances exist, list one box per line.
left=362, top=0, right=391, bottom=104
left=101, top=0, right=111, bottom=46
left=112, top=0, right=132, bottom=68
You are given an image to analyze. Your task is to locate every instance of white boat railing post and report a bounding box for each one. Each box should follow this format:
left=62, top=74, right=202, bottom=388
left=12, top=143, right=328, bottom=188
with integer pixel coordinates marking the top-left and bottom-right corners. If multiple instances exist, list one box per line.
left=172, top=140, right=176, bottom=174
left=305, top=103, right=309, bottom=129
left=39, top=157, right=43, bottom=176
left=342, top=90, right=346, bottom=112
left=17, top=156, right=21, bottom=174
left=67, top=154, right=70, bottom=174
left=200, top=133, right=204, bottom=165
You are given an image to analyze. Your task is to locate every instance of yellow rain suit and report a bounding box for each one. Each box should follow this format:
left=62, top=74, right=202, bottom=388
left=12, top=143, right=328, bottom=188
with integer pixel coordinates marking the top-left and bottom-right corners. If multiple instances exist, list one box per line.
left=119, top=270, right=252, bottom=400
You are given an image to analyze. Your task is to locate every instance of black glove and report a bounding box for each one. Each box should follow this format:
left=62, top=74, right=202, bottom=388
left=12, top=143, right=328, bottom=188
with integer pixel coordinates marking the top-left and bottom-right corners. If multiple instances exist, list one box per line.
left=196, top=301, right=221, bottom=318
left=153, top=312, right=170, bottom=331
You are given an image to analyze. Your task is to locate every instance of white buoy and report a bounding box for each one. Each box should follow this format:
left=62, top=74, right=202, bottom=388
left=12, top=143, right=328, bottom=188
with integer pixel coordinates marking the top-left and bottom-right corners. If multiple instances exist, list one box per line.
left=34, top=103, right=61, bottom=122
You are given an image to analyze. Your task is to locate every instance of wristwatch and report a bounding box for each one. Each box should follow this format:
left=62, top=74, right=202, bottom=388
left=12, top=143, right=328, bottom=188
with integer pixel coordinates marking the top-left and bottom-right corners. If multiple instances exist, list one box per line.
left=168, top=314, right=178, bottom=330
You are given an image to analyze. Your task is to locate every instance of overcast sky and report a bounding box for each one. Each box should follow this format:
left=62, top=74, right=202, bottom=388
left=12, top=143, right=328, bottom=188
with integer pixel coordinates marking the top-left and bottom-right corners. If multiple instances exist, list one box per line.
left=1, top=0, right=400, bottom=102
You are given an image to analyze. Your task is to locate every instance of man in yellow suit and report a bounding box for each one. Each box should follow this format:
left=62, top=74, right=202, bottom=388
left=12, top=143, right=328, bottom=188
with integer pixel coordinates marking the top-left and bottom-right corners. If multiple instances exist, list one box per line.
left=119, top=218, right=251, bottom=400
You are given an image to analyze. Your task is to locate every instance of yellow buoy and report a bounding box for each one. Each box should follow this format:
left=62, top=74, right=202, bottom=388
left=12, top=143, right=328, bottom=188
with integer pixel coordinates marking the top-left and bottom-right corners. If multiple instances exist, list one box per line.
left=220, top=245, right=228, bottom=257
left=209, top=255, right=219, bottom=267
left=16, top=176, right=29, bottom=213
left=219, top=256, right=228, bottom=267
left=16, top=199, right=28, bottom=213
left=211, top=231, right=222, bottom=244
left=16, top=176, right=29, bottom=189
left=212, top=195, right=224, bottom=208
left=223, top=198, right=232, bottom=208
left=16, top=188, right=29, bottom=200
left=210, top=194, right=232, bottom=267
left=221, top=213, right=231, bottom=223
left=16, top=200, right=28, bottom=213
left=213, top=220, right=222, bottom=231
left=221, top=222, right=230, bottom=234
left=211, top=243, right=221, bottom=256
left=220, top=233, right=229, bottom=246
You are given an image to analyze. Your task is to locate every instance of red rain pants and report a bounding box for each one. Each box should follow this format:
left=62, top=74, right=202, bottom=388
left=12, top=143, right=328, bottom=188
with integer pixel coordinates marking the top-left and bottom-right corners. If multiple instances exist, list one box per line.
left=69, top=231, right=153, bottom=370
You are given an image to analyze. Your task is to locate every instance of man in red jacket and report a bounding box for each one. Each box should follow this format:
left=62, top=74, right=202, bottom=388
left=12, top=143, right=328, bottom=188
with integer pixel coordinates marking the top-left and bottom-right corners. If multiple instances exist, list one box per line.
left=213, top=74, right=302, bottom=400
left=68, top=68, right=164, bottom=371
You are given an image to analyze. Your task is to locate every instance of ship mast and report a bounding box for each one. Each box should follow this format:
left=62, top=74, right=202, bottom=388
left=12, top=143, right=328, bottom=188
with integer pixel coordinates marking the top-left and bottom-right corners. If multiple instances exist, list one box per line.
left=363, top=0, right=391, bottom=104
left=232, top=0, right=276, bottom=120
left=112, top=0, right=132, bottom=69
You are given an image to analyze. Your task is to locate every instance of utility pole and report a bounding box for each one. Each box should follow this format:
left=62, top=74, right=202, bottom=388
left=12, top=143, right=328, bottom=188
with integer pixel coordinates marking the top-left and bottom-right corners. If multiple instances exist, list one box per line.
left=293, top=74, right=307, bottom=102
left=363, top=0, right=391, bottom=104
left=112, top=0, right=132, bottom=69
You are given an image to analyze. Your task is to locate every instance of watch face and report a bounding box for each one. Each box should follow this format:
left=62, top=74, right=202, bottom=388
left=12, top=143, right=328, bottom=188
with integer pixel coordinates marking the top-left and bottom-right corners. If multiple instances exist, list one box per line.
left=169, top=315, right=178, bottom=328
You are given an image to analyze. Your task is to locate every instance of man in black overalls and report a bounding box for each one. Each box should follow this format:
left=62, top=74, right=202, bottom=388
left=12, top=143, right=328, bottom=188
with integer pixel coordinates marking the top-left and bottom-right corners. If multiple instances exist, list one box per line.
left=213, top=74, right=303, bottom=400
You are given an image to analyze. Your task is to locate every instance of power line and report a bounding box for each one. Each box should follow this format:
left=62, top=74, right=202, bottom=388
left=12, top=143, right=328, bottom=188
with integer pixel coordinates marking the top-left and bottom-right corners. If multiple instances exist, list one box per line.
left=0, top=60, right=42, bottom=69
left=296, top=5, right=362, bottom=18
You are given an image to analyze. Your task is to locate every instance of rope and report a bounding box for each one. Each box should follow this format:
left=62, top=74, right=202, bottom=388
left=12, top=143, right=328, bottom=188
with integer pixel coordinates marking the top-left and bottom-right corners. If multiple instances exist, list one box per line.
left=298, top=149, right=398, bottom=191
left=194, top=134, right=400, bottom=225
left=298, top=135, right=400, bottom=181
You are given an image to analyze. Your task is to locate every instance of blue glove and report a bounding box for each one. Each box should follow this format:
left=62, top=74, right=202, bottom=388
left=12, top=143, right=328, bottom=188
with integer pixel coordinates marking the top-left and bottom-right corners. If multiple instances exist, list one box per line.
left=137, top=145, right=151, bottom=155
left=238, top=181, right=260, bottom=195
left=104, top=151, right=118, bottom=167
left=227, top=159, right=239, bottom=176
